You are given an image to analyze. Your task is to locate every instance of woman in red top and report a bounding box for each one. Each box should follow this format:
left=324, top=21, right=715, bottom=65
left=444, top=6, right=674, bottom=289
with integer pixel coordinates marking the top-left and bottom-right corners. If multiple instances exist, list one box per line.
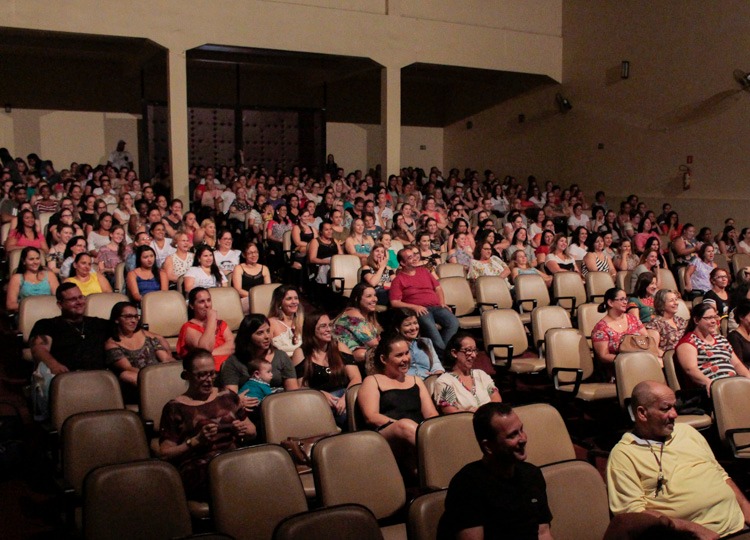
left=5, top=209, right=48, bottom=253
left=177, top=287, right=235, bottom=371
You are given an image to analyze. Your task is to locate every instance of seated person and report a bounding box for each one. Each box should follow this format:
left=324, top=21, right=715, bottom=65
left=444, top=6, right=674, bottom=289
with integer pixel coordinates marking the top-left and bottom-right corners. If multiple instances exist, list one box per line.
left=6, top=246, right=59, bottom=313
left=390, top=248, right=459, bottom=357
left=606, top=381, right=750, bottom=538
left=728, top=299, right=750, bottom=368
left=105, top=301, right=174, bottom=402
left=358, top=333, right=438, bottom=476
left=439, top=402, right=553, bottom=539
left=158, top=348, right=256, bottom=502
left=238, top=358, right=275, bottom=403
left=29, top=283, right=110, bottom=420
left=676, top=302, right=750, bottom=403
left=433, top=332, right=501, bottom=414
left=177, top=287, right=235, bottom=372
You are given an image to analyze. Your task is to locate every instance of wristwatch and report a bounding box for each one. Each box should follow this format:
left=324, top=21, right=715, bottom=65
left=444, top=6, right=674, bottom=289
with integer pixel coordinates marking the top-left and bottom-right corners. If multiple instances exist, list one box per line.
left=186, top=437, right=196, bottom=448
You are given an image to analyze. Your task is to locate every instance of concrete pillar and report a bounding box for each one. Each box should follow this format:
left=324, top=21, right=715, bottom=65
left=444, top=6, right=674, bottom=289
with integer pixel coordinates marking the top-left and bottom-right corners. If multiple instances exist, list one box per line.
left=167, top=48, right=190, bottom=202
left=380, top=64, right=401, bottom=179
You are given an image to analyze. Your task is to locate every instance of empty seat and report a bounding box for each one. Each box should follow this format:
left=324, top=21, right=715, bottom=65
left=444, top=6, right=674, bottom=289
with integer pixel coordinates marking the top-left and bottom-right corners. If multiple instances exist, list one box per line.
left=733, top=253, right=750, bottom=279
left=84, top=292, right=128, bottom=320
left=138, top=362, right=188, bottom=450
left=514, top=403, right=576, bottom=466
left=17, top=295, right=60, bottom=361
left=552, top=272, right=586, bottom=315
left=407, top=490, right=447, bottom=540
left=616, top=270, right=633, bottom=295
left=83, top=460, right=192, bottom=540
left=141, top=290, right=188, bottom=351
left=545, top=328, right=616, bottom=401
left=440, top=276, right=480, bottom=329
left=263, top=389, right=339, bottom=498
left=210, top=445, right=308, bottom=540
left=416, top=413, right=481, bottom=489
left=435, top=263, right=465, bottom=279
left=585, top=271, right=614, bottom=303
left=615, top=351, right=712, bottom=429
left=329, top=254, right=361, bottom=297
left=248, top=282, right=281, bottom=315
left=345, top=383, right=362, bottom=432
left=62, top=410, right=150, bottom=502
left=513, top=274, right=550, bottom=315
left=208, top=287, right=244, bottom=333
left=530, top=305, right=572, bottom=355
left=474, top=275, right=514, bottom=312
left=657, top=268, right=678, bottom=294
left=273, top=504, right=382, bottom=540
left=662, top=349, right=681, bottom=392
left=481, top=309, right=545, bottom=374
left=675, top=298, right=691, bottom=320
left=313, top=431, right=407, bottom=538
left=712, top=377, right=750, bottom=459
left=542, top=460, right=610, bottom=540
left=50, top=370, right=124, bottom=433
left=576, top=302, right=605, bottom=349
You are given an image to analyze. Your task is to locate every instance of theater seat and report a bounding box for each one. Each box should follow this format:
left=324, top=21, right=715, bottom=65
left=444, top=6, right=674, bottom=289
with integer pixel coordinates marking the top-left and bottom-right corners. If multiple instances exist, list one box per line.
left=141, top=290, right=187, bottom=351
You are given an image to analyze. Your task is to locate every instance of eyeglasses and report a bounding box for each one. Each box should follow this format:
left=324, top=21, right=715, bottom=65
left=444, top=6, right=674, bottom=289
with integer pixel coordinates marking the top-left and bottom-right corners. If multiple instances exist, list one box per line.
left=191, top=370, right=217, bottom=380
left=458, top=348, right=478, bottom=355
left=614, top=297, right=629, bottom=302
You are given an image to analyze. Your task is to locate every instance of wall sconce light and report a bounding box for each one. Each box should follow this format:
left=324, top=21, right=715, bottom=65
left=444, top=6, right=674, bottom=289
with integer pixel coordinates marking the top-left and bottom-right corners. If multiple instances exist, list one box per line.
left=621, top=61, right=630, bottom=79
left=4, top=104, right=10, bottom=113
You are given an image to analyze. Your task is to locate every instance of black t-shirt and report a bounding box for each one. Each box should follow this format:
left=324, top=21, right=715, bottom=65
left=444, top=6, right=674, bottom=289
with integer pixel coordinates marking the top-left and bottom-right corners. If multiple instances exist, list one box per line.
left=29, top=316, right=110, bottom=371
left=438, top=460, right=552, bottom=540
left=294, top=352, right=355, bottom=392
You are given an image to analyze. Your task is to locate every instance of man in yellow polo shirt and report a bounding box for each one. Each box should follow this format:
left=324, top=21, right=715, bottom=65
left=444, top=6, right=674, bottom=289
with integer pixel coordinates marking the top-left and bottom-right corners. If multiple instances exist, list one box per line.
left=607, top=380, right=750, bottom=538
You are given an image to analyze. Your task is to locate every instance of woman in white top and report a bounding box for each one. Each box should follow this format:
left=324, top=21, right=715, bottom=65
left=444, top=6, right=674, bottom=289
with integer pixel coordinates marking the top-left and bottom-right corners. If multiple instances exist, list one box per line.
left=213, top=229, right=241, bottom=276
left=86, top=212, right=113, bottom=256
left=161, top=231, right=194, bottom=285
left=149, top=221, right=176, bottom=268
left=566, top=226, right=589, bottom=261
left=432, top=332, right=501, bottom=414
left=738, top=227, right=750, bottom=255
left=183, top=245, right=227, bottom=293
left=267, top=285, right=304, bottom=355
left=113, top=193, right=137, bottom=226
left=545, top=234, right=580, bottom=276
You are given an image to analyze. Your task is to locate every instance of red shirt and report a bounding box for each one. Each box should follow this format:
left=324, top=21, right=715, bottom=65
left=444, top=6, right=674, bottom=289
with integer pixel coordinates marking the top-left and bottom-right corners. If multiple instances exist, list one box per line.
left=389, top=267, right=440, bottom=307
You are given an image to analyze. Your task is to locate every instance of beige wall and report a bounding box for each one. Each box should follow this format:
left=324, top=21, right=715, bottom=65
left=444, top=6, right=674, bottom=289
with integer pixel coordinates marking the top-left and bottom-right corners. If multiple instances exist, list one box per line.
left=4, top=109, right=139, bottom=170
left=327, top=123, right=443, bottom=173
left=445, top=0, right=750, bottom=231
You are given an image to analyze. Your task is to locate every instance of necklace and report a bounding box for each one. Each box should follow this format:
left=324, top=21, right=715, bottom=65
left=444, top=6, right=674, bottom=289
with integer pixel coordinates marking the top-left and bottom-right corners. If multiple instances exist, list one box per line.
left=645, top=440, right=666, bottom=495
left=66, top=319, right=86, bottom=340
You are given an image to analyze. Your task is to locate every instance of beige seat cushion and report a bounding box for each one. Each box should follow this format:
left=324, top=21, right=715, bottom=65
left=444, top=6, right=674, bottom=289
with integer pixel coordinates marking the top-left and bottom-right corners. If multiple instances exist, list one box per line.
left=381, top=522, right=408, bottom=540
left=676, top=414, right=712, bottom=429
left=558, top=383, right=617, bottom=401
left=457, top=315, right=482, bottom=329
left=509, top=357, right=546, bottom=374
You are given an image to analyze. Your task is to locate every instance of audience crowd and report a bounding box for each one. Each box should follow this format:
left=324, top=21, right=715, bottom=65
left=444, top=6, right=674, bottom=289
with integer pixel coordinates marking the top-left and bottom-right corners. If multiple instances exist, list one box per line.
left=6, top=146, right=750, bottom=535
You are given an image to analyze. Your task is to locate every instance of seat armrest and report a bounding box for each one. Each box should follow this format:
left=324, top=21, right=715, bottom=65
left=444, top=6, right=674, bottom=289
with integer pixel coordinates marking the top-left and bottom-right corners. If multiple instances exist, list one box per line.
left=477, top=301, right=498, bottom=313
left=589, top=293, right=605, bottom=303
left=554, top=294, right=578, bottom=315
left=726, top=428, right=750, bottom=459
left=330, top=276, right=345, bottom=294
left=486, top=343, right=514, bottom=369
left=551, top=367, right=584, bottom=398
left=515, top=298, right=537, bottom=314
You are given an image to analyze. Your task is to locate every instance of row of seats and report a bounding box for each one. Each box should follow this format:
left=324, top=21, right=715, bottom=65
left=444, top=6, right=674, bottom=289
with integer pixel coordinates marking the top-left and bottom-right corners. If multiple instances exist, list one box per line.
left=17, top=284, right=282, bottom=359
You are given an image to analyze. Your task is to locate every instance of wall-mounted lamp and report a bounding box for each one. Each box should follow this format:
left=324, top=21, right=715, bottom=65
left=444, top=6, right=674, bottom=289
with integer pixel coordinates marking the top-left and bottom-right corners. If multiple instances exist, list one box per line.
left=4, top=104, right=11, bottom=113
left=621, top=61, right=630, bottom=79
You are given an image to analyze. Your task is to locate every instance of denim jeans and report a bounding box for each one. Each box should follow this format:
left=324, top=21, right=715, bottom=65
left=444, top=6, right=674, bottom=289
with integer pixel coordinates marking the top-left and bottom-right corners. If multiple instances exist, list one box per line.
left=417, top=306, right=459, bottom=356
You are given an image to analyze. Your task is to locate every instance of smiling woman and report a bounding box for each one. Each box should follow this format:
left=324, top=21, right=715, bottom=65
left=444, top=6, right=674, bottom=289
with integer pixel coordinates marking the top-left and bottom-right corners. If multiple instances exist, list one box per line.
left=357, top=333, right=438, bottom=477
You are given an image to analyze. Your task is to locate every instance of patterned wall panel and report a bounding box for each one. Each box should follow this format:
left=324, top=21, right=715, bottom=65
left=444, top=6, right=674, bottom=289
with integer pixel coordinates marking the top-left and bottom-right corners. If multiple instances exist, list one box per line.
left=188, top=107, right=235, bottom=168
left=147, top=104, right=169, bottom=176
left=242, top=110, right=300, bottom=171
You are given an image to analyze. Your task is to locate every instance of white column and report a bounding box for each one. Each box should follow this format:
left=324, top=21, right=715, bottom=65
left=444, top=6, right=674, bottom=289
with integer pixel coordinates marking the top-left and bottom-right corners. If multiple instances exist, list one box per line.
left=167, top=48, right=190, bottom=203
left=380, top=64, right=402, bottom=180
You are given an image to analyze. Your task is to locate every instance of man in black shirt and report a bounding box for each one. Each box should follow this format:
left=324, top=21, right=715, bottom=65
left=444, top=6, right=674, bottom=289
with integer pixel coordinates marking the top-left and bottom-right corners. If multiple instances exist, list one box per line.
left=439, top=402, right=553, bottom=539
left=29, top=283, right=110, bottom=374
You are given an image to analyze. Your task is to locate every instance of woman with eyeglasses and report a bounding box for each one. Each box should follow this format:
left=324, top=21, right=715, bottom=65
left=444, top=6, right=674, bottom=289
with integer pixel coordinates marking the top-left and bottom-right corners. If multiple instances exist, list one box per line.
left=592, top=287, right=649, bottom=375
left=676, top=303, right=750, bottom=399
left=158, top=348, right=256, bottom=502
left=703, top=268, right=731, bottom=318
left=105, top=301, right=172, bottom=396
left=432, top=331, right=501, bottom=414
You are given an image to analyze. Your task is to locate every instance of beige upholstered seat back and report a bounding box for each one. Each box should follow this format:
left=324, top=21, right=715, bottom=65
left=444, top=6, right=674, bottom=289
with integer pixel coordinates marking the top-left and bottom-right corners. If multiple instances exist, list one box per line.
left=417, top=413, right=481, bottom=489
left=514, top=403, right=575, bottom=466
left=585, top=271, right=614, bottom=302
left=210, top=445, right=308, bottom=540
left=208, top=286, right=244, bottom=332
left=138, top=362, right=188, bottom=432
left=84, top=292, right=128, bottom=320
left=50, top=370, right=124, bottom=432
left=83, top=460, right=191, bottom=540
left=263, top=389, right=338, bottom=443
left=514, top=274, right=550, bottom=312
left=475, top=275, right=513, bottom=310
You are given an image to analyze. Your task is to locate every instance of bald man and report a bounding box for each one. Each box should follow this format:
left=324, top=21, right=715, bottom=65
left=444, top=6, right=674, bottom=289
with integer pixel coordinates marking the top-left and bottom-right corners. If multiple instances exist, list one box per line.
left=606, top=381, right=750, bottom=539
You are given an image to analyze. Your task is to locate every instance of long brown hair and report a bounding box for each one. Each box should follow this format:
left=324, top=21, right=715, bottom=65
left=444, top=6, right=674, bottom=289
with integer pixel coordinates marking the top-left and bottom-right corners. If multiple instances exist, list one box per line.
left=300, top=311, right=347, bottom=388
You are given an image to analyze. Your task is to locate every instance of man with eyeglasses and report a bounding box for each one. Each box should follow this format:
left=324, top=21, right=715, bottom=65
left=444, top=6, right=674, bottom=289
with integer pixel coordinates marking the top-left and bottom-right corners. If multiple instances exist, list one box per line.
left=29, top=283, right=110, bottom=419
left=607, top=380, right=750, bottom=538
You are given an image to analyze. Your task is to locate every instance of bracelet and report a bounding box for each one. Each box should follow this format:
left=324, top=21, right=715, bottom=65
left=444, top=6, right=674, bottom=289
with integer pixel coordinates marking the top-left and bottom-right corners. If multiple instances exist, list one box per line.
left=376, top=420, right=394, bottom=432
